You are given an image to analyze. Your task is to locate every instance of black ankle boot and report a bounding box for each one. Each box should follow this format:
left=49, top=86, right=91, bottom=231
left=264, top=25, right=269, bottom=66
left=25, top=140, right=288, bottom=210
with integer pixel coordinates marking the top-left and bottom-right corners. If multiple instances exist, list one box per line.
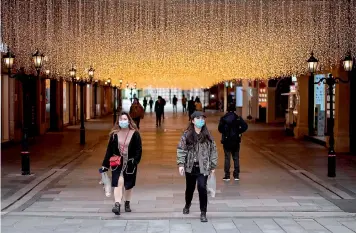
left=112, top=202, right=121, bottom=215
left=200, top=212, right=208, bottom=222
left=183, top=203, right=191, bottom=214
left=125, top=201, right=132, bottom=212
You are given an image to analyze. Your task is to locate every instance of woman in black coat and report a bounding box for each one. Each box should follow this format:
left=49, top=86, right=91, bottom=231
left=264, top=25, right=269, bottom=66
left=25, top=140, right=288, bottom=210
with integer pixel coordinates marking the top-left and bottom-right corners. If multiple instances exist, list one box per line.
left=102, top=112, right=142, bottom=215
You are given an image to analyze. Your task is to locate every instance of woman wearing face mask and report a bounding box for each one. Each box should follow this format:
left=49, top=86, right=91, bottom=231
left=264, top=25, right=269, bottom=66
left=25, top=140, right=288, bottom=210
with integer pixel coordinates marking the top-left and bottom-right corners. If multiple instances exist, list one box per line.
left=177, top=111, right=218, bottom=222
left=101, top=112, right=142, bottom=215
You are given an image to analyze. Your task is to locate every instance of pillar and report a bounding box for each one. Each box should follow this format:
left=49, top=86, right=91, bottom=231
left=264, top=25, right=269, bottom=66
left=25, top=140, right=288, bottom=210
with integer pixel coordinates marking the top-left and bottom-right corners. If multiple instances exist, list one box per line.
left=223, top=85, right=227, bottom=113
left=266, top=87, right=276, bottom=123
left=333, top=67, right=350, bottom=152
left=294, top=75, right=309, bottom=139
left=1, top=73, right=10, bottom=141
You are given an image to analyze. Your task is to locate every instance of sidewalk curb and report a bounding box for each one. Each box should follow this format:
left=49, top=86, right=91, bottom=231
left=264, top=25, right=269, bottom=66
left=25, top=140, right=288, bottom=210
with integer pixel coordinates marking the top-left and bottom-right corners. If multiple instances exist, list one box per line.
left=5, top=211, right=356, bottom=220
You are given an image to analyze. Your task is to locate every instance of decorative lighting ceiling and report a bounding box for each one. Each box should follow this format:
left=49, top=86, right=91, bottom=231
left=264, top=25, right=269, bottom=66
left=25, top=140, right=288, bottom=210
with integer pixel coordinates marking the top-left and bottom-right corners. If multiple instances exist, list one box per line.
left=1, top=0, right=355, bottom=88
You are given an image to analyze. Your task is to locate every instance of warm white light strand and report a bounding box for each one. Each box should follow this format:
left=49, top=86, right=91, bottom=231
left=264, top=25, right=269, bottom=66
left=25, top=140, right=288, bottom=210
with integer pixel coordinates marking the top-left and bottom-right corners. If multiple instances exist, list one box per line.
left=1, top=0, right=355, bottom=88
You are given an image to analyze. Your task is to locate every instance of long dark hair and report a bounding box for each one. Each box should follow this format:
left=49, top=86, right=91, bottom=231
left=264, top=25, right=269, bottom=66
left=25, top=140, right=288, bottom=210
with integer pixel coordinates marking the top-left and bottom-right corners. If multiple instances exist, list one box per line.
left=185, top=121, right=213, bottom=148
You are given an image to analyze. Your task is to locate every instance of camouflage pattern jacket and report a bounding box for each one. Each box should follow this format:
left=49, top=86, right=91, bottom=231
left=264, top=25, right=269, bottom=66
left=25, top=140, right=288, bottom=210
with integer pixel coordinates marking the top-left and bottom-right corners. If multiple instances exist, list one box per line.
left=176, top=131, right=218, bottom=176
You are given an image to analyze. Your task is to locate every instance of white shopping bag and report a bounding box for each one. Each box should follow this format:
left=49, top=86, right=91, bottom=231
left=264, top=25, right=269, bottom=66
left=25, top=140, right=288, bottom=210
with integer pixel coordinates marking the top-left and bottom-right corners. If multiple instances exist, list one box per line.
left=99, top=168, right=112, bottom=197
left=207, top=172, right=216, bottom=198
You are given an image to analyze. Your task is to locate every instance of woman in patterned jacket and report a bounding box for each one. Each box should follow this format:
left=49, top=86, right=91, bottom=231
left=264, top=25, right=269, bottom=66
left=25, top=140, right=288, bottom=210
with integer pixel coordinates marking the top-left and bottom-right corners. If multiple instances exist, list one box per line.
left=177, top=111, right=218, bottom=222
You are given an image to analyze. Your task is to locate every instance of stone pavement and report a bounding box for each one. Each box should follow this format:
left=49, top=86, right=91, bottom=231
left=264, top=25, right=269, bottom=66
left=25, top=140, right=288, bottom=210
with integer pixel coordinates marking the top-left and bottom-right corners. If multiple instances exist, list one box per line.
left=1, top=111, right=356, bottom=233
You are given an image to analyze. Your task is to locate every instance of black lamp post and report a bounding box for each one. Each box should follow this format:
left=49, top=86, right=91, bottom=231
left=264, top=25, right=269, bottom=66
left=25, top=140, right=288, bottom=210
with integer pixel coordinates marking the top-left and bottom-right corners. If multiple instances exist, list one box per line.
left=308, top=52, right=353, bottom=177
left=2, top=48, right=44, bottom=175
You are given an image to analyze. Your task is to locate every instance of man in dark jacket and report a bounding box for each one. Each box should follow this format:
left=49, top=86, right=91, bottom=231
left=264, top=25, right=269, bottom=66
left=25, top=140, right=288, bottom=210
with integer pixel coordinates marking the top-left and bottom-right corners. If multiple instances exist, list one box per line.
left=218, top=103, right=248, bottom=181
left=187, top=97, right=196, bottom=121
left=154, top=96, right=164, bottom=127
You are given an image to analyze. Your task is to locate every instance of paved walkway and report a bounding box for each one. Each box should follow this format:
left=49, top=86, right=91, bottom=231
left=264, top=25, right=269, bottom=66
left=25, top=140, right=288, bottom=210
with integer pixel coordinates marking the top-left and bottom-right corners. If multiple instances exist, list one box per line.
left=1, top=112, right=356, bottom=233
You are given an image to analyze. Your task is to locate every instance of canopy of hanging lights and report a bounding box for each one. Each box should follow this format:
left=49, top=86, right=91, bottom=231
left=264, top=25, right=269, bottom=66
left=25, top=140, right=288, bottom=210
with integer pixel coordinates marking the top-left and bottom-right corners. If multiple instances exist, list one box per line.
left=1, top=0, right=355, bottom=88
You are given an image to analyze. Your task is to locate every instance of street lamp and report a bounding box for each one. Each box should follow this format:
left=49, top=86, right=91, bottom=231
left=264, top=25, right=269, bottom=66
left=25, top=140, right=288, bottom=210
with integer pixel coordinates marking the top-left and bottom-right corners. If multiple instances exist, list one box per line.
left=32, top=49, right=45, bottom=76
left=343, top=51, right=353, bottom=72
left=2, top=48, right=44, bottom=175
left=309, top=53, right=353, bottom=178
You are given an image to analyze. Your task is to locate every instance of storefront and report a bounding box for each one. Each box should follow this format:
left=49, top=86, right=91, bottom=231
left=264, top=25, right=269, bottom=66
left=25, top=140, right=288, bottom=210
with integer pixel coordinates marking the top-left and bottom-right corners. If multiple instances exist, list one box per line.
left=258, top=81, right=267, bottom=122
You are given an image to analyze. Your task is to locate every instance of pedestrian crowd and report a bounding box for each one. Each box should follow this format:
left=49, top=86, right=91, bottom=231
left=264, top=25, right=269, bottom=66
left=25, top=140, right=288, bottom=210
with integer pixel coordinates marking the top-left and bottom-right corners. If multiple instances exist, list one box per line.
left=100, top=95, right=248, bottom=223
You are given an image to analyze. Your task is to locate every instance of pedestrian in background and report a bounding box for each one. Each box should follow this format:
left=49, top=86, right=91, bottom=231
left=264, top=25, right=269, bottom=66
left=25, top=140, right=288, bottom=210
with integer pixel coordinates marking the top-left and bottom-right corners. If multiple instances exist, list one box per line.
left=195, top=97, right=203, bottom=111
left=143, top=97, right=148, bottom=112
left=173, top=95, right=178, bottom=113
left=129, top=98, right=144, bottom=129
left=154, top=96, right=164, bottom=127
left=162, top=98, right=166, bottom=119
left=218, top=103, right=248, bottom=181
left=101, top=112, right=142, bottom=215
left=177, top=111, right=218, bottom=222
left=182, top=95, right=187, bottom=113
left=149, top=97, right=154, bottom=112
left=187, top=97, right=196, bottom=121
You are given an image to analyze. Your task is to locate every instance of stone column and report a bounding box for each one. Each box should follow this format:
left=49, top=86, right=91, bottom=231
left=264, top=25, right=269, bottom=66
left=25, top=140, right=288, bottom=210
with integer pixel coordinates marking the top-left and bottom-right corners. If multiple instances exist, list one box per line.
left=294, top=75, right=309, bottom=139
left=223, top=85, right=227, bottom=113
left=266, top=87, right=276, bottom=123
left=333, top=67, right=350, bottom=152
left=1, top=73, right=10, bottom=141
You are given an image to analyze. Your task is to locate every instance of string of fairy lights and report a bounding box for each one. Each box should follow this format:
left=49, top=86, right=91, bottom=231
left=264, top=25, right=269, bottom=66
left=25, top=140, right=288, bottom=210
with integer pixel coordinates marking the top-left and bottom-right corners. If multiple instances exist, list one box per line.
left=1, top=0, right=355, bottom=89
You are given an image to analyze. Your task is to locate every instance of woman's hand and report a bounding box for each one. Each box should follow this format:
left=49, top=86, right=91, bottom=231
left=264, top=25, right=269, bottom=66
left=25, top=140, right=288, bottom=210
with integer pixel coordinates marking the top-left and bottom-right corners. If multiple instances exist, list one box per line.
left=211, top=169, right=215, bottom=173
left=179, top=167, right=185, bottom=176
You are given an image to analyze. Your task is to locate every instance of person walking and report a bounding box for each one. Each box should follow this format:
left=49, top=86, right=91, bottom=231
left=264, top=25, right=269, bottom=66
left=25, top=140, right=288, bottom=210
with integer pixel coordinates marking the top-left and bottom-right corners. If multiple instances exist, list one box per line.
left=187, top=97, right=196, bottom=121
left=172, top=95, right=178, bottom=113
left=101, top=112, right=142, bottom=215
left=143, top=97, right=148, bottom=112
left=195, top=97, right=203, bottom=111
left=154, top=96, right=164, bottom=127
left=182, top=95, right=187, bottom=113
left=161, top=98, right=166, bottom=120
left=149, top=98, right=154, bottom=112
left=218, top=104, right=248, bottom=181
left=129, top=98, right=144, bottom=129
left=177, top=111, right=218, bottom=222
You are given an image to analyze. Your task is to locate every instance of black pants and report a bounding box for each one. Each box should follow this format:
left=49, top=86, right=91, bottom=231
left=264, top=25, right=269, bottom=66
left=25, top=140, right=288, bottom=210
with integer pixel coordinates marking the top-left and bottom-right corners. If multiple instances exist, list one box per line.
left=224, top=146, right=240, bottom=177
left=156, top=113, right=162, bottom=126
left=183, top=104, right=187, bottom=113
left=185, top=168, right=208, bottom=212
left=173, top=104, right=177, bottom=113
left=133, top=117, right=141, bottom=129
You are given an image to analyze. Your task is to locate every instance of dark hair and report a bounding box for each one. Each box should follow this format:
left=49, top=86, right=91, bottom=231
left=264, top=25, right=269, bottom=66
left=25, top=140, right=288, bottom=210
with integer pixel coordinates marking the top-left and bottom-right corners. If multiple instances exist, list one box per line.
left=185, top=122, right=213, bottom=148
left=227, top=103, right=236, bottom=112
